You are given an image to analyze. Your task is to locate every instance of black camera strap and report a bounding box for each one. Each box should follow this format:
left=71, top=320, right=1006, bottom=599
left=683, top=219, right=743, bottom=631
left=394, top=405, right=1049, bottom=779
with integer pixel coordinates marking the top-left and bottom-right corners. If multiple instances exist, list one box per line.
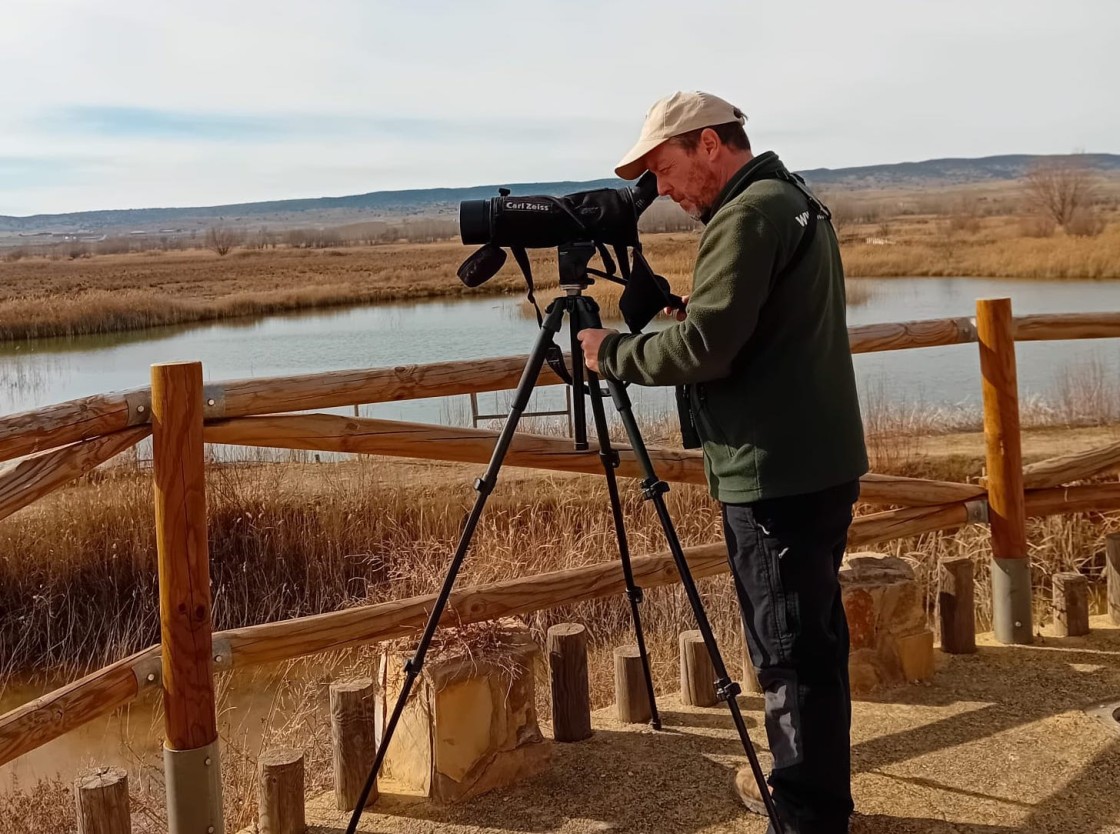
left=769, top=169, right=831, bottom=283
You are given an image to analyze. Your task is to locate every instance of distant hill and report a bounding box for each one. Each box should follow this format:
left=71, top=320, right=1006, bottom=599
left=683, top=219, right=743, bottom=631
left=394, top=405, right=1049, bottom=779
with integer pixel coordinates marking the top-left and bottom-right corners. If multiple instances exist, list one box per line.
left=3, top=153, right=1118, bottom=239
left=798, top=153, right=1120, bottom=189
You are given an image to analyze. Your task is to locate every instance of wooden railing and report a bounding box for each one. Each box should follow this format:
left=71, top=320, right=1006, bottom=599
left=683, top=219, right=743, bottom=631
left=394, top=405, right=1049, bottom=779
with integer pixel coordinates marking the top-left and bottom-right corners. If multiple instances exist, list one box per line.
left=5, top=302, right=1120, bottom=828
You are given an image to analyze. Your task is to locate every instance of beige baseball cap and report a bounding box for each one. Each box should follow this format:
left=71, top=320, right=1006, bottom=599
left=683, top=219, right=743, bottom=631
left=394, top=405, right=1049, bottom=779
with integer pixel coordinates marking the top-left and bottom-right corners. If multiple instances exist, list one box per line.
left=614, top=90, right=746, bottom=180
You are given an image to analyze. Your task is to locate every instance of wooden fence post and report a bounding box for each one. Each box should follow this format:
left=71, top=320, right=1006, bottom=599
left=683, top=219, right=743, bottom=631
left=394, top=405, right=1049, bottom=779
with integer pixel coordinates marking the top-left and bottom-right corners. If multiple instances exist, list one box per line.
left=1106, top=533, right=1120, bottom=625
left=152, top=361, right=224, bottom=833
left=613, top=646, right=652, bottom=724
left=330, top=679, right=378, bottom=811
left=679, top=631, right=717, bottom=707
left=976, top=299, right=1032, bottom=644
left=75, top=767, right=130, bottom=834
left=258, top=748, right=306, bottom=834
left=546, top=623, right=592, bottom=742
left=739, top=622, right=762, bottom=694
left=1052, top=573, right=1090, bottom=637
left=938, top=556, right=977, bottom=653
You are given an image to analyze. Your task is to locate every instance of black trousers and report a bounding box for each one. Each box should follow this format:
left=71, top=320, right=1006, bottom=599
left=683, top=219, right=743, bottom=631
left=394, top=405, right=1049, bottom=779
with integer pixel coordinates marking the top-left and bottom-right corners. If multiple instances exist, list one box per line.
left=722, top=478, right=860, bottom=834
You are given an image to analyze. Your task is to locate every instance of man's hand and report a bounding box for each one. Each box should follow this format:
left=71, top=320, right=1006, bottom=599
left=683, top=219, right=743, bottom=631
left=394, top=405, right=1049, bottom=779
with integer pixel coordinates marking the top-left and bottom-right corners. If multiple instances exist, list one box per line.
left=577, top=327, right=618, bottom=374
left=664, top=294, right=690, bottom=322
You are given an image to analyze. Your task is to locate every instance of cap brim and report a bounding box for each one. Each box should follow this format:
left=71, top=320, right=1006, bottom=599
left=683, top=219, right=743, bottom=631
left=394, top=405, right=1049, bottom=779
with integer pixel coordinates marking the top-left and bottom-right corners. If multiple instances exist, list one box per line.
left=614, top=136, right=666, bottom=180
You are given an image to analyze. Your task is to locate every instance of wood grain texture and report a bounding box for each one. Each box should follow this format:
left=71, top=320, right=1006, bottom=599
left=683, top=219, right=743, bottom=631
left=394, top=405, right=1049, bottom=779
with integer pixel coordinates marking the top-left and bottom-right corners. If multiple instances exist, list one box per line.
left=739, top=622, right=762, bottom=695
left=613, top=646, right=652, bottom=724
left=329, top=680, right=377, bottom=811
left=938, top=557, right=976, bottom=654
left=1051, top=573, right=1090, bottom=637
left=75, top=767, right=130, bottom=834
left=977, top=298, right=1027, bottom=559
left=1013, top=312, right=1120, bottom=343
left=0, top=391, right=140, bottom=465
left=1021, top=441, right=1120, bottom=489
left=546, top=623, right=592, bottom=742
left=0, top=647, right=154, bottom=768
left=859, top=472, right=985, bottom=504
left=1023, top=482, right=1120, bottom=517
left=204, top=414, right=978, bottom=508
left=679, top=631, right=717, bottom=707
left=848, top=317, right=976, bottom=354
left=0, top=427, right=149, bottom=522
left=258, top=748, right=306, bottom=834
left=848, top=502, right=973, bottom=547
left=1107, top=534, right=1120, bottom=626
left=221, top=354, right=564, bottom=418
left=221, top=544, right=729, bottom=668
left=152, top=362, right=217, bottom=751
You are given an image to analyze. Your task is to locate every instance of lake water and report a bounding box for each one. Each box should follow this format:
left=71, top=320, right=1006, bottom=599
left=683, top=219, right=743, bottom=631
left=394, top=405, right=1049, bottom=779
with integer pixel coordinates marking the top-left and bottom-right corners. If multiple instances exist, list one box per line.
left=4, top=277, right=1120, bottom=436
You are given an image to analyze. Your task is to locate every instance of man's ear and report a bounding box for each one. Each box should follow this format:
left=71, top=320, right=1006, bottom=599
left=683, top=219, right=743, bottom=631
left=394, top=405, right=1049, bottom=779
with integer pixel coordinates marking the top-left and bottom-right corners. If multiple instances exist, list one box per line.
left=700, top=127, right=721, bottom=160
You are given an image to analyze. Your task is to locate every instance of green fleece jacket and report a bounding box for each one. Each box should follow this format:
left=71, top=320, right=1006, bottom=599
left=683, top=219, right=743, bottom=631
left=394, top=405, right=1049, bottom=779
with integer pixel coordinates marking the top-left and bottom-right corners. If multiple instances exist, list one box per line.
left=599, top=152, right=868, bottom=503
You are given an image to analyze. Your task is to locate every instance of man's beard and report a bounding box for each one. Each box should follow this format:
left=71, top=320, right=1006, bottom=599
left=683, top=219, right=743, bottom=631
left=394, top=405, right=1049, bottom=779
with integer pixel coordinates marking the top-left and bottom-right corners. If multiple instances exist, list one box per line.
left=683, top=166, right=722, bottom=220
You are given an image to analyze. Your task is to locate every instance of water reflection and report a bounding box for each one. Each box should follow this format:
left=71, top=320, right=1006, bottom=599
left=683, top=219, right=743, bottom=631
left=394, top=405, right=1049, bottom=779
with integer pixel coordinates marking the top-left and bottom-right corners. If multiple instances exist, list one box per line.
left=3, top=277, right=1120, bottom=437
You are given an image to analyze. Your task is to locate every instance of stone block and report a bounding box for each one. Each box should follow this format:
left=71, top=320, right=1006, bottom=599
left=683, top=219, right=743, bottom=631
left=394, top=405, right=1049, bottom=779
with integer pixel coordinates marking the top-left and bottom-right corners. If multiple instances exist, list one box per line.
left=379, top=620, right=551, bottom=803
left=894, top=630, right=935, bottom=682
left=840, top=552, right=936, bottom=693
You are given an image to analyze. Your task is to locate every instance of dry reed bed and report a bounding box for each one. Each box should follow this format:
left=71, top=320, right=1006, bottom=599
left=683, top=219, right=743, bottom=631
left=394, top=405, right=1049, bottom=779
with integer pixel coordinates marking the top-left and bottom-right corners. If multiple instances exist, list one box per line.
left=2, top=220, right=1119, bottom=341
left=1, top=446, right=1115, bottom=689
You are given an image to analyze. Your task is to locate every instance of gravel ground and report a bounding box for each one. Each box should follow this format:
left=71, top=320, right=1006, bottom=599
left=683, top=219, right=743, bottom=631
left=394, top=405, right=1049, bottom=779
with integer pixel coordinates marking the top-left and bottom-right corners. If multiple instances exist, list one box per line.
left=301, top=616, right=1120, bottom=834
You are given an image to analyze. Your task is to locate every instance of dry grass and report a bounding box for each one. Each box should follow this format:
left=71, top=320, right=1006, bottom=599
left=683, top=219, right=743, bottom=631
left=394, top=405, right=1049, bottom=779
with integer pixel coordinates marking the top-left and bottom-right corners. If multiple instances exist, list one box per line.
left=0, top=454, right=729, bottom=686
left=2, top=209, right=1118, bottom=342
left=843, top=220, right=1120, bottom=279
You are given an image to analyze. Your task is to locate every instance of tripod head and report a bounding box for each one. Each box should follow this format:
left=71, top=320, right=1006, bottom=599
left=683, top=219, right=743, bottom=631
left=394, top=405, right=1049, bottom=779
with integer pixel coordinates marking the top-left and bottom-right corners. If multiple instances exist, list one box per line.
left=557, top=241, right=597, bottom=292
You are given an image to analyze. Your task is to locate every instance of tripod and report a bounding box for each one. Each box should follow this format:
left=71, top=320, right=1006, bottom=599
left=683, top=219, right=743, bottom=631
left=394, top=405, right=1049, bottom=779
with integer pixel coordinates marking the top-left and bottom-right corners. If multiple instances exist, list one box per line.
left=345, top=242, right=782, bottom=834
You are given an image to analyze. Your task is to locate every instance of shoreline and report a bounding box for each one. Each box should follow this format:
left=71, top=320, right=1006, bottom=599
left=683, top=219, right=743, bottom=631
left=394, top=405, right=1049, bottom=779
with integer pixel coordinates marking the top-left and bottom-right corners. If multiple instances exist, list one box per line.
left=3, top=225, right=1119, bottom=342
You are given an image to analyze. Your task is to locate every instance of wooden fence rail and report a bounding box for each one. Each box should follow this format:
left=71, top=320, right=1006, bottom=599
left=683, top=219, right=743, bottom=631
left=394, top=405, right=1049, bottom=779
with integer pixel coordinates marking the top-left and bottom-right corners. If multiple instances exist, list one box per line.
left=0, top=356, right=563, bottom=465
left=1022, top=441, right=1120, bottom=490
left=202, top=414, right=983, bottom=508
left=0, top=427, right=150, bottom=522
left=6, top=311, right=1120, bottom=467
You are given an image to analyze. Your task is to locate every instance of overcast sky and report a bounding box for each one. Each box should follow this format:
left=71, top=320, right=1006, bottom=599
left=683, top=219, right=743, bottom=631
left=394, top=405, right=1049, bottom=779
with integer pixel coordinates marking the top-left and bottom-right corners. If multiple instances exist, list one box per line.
left=2, top=0, right=1117, bottom=216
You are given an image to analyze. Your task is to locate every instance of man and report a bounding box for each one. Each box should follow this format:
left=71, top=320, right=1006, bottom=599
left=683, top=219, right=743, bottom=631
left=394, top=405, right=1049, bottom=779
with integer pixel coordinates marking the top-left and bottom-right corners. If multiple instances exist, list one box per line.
left=578, top=91, right=868, bottom=834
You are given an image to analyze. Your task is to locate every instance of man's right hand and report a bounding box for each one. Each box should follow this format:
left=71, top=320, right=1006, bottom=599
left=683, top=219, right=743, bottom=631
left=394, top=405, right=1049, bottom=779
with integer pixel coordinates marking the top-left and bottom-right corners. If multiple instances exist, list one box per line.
left=664, top=294, right=689, bottom=322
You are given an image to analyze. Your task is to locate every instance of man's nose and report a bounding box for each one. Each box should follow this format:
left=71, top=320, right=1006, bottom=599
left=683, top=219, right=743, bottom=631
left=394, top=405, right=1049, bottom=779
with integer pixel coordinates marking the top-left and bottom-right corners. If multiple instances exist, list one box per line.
left=656, top=177, right=671, bottom=198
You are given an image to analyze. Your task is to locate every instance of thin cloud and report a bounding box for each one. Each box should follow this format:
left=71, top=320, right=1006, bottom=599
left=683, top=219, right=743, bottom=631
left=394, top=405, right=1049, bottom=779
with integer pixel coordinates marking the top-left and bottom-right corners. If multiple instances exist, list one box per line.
left=36, top=106, right=620, bottom=144
left=1, top=0, right=1116, bottom=214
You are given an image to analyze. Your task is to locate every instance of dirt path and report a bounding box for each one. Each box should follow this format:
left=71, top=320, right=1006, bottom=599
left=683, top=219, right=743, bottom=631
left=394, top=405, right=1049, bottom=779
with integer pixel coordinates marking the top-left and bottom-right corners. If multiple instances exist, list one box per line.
left=294, top=618, right=1120, bottom=834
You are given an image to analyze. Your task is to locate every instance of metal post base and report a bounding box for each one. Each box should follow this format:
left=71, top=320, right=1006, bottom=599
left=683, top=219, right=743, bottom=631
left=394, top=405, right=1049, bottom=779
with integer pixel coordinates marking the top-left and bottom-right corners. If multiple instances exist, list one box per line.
left=991, top=556, right=1033, bottom=645
left=164, top=739, right=224, bottom=834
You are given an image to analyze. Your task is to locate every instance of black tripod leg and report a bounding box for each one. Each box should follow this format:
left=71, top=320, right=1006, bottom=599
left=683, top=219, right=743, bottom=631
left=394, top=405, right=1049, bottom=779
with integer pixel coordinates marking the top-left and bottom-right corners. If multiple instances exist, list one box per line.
left=604, top=379, right=784, bottom=833
left=343, top=301, right=568, bottom=834
left=570, top=304, right=661, bottom=730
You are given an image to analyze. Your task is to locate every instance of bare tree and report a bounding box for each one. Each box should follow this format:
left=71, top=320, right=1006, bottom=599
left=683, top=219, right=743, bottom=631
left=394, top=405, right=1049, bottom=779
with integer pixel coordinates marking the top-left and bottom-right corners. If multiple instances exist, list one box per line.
left=1023, top=156, right=1098, bottom=230
left=205, top=225, right=239, bottom=256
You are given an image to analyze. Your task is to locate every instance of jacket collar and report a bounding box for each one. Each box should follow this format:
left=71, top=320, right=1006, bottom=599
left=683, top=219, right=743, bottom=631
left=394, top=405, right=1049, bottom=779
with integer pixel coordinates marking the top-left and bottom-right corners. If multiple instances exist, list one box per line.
left=701, top=151, right=784, bottom=225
